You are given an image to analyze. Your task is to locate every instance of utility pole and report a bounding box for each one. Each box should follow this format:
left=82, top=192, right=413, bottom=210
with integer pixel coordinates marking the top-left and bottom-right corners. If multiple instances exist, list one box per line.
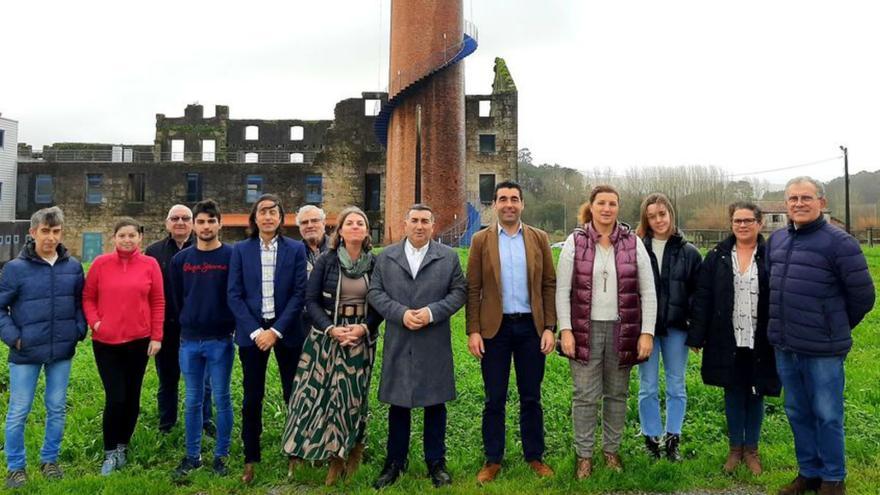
left=840, top=146, right=850, bottom=233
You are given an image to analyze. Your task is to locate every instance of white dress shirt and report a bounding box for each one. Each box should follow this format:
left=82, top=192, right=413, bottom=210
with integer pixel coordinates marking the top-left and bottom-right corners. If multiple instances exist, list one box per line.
left=404, top=239, right=433, bottom=323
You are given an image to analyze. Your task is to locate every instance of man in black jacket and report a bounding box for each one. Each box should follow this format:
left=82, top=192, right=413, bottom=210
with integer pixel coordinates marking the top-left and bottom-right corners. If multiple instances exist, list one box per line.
left=145, top=204, right=214, bottom=435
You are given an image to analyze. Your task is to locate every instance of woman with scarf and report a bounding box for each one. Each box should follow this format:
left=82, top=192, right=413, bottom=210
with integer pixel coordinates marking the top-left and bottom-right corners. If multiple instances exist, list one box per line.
left=281, top=206, right=383, bottom=485
left=556, top=185, right=657, bottom=480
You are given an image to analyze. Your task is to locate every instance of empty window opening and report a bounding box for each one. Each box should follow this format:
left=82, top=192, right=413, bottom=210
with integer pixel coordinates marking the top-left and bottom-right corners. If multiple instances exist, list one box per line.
left=479, top=100, right=492, bottom=117
left=365, top=173, right=381, bottom=211
left=479, top=134, right=496, bottom=154
left=245, top=125, right=259, bottom=141
left=364, top=99, right=381, bottom=116
left=290, top=153, right=304, bottom=163
left=186, top=173, right=203, bottom=202
left=128, top=173, right=146, bottom=202
left=171, top=139, right=185, bottom=161
left=479, top=174, right=496, bottom=204
left=290, top=126, right=304, bottom=141
left=202, top=140, right=216, bottom=162
left=244, top=152, right=259, bottom=163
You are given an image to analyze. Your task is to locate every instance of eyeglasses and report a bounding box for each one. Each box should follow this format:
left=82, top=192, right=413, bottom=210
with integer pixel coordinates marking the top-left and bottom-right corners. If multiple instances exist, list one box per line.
left=732, top=218, right=757, bottom=226
left=787, top=195, right=817, bottom=205
left=168, top=216, right=192, bottom=223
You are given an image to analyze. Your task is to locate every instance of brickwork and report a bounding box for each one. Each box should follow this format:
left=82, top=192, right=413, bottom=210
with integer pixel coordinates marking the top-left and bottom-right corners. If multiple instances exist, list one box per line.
left=385, top=0, right=466, bottom=242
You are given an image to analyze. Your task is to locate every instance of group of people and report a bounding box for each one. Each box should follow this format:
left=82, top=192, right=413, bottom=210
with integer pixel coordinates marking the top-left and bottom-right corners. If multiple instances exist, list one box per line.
left=0, top=176, right=872, bottom=495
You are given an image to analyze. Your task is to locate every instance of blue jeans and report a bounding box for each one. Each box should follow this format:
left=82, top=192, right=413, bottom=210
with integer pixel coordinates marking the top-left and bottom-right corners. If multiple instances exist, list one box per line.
left=4, top=360, right=73, bottom=471
left=638, top=328, right=689, bottom=436
left=724, top=385, right=764, bottom=446
left=775, top=349, right=847, bottom=481
left=179, top=338, right=234, bottom=459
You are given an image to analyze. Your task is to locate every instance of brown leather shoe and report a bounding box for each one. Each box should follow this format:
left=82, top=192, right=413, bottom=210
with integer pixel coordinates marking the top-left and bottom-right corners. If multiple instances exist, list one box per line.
left=603, top=452, right=623, bottom=472
left=476, top=462, right=501, bottom=484
left=742, top=446, right=762, bottom=475
left=325, top=457, right=345, bottom=486
left=241, top=463, right=255, bottom=484
left=345, top=443, right=365, bottom=477
left=723, top=445, right=743, bottom=474
left=527, top=460, right=554, bottom=478
left=575, top=457, right=592, bottom=480
left=818, top=481, right=846, bottom=495
left=778, top=475, right=823, bottom=495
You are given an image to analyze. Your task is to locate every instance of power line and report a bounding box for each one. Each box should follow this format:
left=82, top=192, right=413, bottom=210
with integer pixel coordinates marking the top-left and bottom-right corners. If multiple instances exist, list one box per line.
left=727, top=155, right=843, bottom=177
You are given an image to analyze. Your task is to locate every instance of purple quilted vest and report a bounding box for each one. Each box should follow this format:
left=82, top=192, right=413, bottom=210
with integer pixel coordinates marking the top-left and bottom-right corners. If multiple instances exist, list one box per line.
left=569, top=222, right=643, bottom=367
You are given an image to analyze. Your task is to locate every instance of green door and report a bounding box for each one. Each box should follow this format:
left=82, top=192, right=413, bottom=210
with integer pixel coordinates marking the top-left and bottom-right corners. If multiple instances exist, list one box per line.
left=82, top=233, right=103, bottom=262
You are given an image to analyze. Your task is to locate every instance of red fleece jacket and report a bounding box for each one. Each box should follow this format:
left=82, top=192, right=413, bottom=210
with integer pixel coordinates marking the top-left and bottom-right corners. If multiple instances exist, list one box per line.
left=83, top=248, right=165, bottom=344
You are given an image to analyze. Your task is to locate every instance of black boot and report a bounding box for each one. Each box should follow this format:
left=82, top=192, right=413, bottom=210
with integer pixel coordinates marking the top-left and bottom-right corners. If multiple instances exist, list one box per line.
left=427, top=459, right=452, bottom=487
left=644, top=435, right=663, bottom=460
left=373, top=460, right=406, bottom=489
left=665, top=433, right=682, bottom=462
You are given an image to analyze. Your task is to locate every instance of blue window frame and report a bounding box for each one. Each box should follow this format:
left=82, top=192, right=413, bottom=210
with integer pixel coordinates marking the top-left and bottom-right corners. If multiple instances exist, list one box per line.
left=246, top=175, right=263, bottom=204
left=86, top=174, right=103, bottom=204
left=35, top=175, right=53, bottom=204
left=305, top=174, right=323, bottom=204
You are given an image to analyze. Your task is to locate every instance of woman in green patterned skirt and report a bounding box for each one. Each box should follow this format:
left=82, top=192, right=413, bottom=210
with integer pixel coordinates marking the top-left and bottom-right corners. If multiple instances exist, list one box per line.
left=281, top=206, right=383, bottom=485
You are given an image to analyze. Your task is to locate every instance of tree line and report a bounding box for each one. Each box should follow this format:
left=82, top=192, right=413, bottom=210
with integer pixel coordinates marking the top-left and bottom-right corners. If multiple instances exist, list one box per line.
left=516, top=148, right=880, bottom=237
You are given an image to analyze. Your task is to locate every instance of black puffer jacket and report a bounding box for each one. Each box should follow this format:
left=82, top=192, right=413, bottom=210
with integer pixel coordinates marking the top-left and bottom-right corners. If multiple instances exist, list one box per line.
left=687, top=234, right=781, bottom=396
left=643, top=231, right=702, bottom=336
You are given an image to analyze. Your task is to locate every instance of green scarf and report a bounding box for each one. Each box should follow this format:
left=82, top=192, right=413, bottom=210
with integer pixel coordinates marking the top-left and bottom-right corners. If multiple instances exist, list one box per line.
left=337, top=247, right=372, bottom=278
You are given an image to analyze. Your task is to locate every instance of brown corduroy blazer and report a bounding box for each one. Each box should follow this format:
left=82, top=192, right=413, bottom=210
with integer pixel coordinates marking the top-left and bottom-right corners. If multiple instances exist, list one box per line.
left=466, top=223, right=557, bottom=338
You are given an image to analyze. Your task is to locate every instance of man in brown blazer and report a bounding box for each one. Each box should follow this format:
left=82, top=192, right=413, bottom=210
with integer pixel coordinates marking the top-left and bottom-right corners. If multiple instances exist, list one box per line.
left=466, top=180, right=557, bottom=483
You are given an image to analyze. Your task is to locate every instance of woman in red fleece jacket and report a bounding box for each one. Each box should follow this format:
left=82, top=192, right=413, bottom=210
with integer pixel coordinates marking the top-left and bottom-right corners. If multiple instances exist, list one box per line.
left=83, top=217, right=165, bottom=476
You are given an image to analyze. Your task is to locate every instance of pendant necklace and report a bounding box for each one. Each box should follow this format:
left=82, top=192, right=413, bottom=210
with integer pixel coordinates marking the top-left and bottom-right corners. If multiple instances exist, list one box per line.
left=597, top=245, right=612, bottom=292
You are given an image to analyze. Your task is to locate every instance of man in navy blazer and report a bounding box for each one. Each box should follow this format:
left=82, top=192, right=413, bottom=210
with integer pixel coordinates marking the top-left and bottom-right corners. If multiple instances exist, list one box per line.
left=227, top=193, right=307, bottom=484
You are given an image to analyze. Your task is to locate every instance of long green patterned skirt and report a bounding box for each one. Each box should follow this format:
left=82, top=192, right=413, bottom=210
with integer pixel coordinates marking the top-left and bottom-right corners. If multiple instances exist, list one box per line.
left=281, top=316, right=376, bottom=461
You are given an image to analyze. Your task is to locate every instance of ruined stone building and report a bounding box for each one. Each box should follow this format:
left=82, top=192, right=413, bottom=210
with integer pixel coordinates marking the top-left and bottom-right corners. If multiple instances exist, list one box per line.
left=15, top=59, right=517, bottom=261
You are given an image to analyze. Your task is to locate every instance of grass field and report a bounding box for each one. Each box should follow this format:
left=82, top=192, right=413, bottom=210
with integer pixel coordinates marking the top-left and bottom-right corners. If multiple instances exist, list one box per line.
left=1, top=248, right=879, bottom=494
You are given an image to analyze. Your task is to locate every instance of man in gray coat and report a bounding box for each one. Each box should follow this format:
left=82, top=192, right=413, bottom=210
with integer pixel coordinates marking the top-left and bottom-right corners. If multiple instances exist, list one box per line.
left=368, top=204, right=467, bottom=489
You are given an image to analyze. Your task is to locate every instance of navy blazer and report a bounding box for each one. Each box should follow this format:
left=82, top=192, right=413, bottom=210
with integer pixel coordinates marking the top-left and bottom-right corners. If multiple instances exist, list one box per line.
left=227, top=236, right=308, bottom=348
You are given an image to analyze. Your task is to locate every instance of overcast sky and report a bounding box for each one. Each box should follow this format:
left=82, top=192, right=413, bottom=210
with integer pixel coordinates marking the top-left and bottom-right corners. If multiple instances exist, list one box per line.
left=3, top=0, right=879, bottom=185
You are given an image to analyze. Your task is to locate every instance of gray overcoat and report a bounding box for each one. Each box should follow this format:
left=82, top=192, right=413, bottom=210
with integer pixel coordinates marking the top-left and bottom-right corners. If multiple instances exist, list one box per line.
left=368, top=239, right=467, bottom=408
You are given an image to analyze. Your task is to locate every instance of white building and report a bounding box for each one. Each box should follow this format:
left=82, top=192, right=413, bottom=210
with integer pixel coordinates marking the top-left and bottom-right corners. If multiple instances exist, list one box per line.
left=0, top=113, right=19, bottom=221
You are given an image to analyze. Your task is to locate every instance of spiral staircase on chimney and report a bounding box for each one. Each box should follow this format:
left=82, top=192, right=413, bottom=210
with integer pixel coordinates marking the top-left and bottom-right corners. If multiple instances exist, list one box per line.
left=374, top=20, right=481, bottom=246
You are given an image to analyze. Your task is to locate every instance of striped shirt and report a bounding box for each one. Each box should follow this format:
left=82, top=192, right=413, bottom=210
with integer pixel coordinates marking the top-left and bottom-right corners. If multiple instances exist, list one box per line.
left=260, top=236, right=278, bottom=319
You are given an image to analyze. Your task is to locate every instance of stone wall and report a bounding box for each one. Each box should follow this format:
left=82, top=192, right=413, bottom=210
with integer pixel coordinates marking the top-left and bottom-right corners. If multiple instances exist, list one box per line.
left=465, top=57, right=518, bottom=226
left=16, top=61, right=517, bottom=256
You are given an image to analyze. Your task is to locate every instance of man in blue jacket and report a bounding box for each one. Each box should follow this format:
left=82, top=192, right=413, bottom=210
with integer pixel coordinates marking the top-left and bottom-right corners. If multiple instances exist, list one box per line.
left=767, top=177, right=875, bottom=495
left=227, top=193, right=307, bottom=484
left=0, top=207, right=86, bottom=489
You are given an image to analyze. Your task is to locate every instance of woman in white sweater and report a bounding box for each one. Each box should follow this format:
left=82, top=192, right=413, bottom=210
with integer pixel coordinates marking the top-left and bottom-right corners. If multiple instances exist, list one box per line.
left=556, top=184, right=657, bottom=480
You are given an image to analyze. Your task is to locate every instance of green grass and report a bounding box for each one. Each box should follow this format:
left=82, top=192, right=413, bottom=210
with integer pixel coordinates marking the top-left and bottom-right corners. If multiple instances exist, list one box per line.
left=1, top=248, right=879, bottom=494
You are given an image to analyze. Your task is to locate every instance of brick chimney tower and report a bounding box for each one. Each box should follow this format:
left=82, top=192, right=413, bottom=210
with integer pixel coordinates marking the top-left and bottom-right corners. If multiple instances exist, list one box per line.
left=384, top=0, right=466, bottom=242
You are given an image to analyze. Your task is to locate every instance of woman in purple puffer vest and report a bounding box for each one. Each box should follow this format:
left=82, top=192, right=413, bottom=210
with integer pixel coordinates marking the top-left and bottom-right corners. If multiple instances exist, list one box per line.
left=556, top=185, right=657, bottom=481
